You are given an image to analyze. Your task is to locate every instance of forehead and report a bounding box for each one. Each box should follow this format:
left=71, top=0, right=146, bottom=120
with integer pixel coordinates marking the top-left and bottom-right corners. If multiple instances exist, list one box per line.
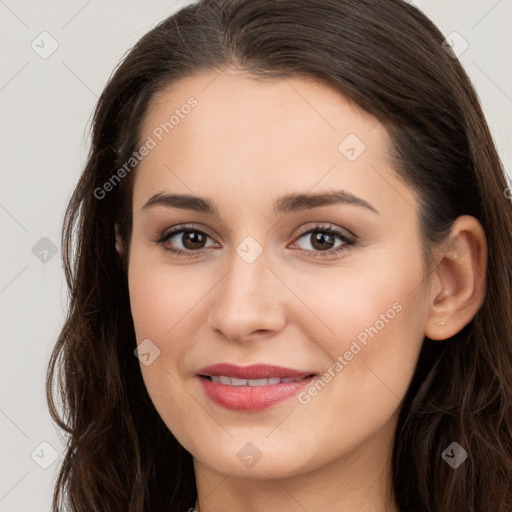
left=140, top=69, right=383, bottom=156
left=132, top=69, right=415, bottom=219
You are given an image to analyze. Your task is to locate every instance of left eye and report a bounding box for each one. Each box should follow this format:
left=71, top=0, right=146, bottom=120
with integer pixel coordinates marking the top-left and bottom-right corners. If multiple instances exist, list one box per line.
left=292, top=226, right=354, bottom=254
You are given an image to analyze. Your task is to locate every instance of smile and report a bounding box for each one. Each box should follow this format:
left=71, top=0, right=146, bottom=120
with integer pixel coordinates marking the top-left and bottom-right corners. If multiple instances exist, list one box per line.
left=196, top=363, right=316, bottom=411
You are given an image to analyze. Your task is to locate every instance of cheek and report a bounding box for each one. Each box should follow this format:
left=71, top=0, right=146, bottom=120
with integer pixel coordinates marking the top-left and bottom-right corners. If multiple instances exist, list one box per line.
left=127, top=255, right=208, bottom=417
left=291, top=248, right=427, bottom=395
left=128, top=252, right=206, bottom=341
left=283, top=257, right=427, bottom=460
left=127, top=246, right=228, bottom=402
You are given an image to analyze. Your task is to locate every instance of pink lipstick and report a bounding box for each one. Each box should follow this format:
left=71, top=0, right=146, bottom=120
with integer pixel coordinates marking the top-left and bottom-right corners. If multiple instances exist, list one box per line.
left=197, top=363, right=315, bottom=411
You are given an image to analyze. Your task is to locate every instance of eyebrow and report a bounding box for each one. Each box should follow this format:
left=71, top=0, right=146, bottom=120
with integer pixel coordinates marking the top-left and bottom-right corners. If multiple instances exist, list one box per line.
left=141, top=190, right=379, bottom=215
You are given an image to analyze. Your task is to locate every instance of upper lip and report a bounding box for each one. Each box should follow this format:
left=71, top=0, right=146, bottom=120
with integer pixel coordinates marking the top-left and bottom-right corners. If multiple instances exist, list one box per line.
left=197, top=363, right=315, bottom=380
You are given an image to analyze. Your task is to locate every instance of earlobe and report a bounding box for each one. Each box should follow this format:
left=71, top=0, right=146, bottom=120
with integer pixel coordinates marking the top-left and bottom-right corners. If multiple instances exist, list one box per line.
left=424, top=215, right=487, bottom=341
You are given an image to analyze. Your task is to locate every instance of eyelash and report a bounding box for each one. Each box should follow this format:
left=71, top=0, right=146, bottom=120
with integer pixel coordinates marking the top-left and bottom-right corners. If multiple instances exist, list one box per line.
left=154, top=223, right=356, bottom=259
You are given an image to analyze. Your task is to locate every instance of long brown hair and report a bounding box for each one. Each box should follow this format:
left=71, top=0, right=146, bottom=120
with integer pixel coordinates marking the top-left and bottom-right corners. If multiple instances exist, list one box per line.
left=46, top=1, right=512, bottom=510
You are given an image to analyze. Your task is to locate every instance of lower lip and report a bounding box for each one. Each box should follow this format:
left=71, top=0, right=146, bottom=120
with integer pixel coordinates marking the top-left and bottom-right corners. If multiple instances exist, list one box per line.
left=198, top=375, right=315, bottom=411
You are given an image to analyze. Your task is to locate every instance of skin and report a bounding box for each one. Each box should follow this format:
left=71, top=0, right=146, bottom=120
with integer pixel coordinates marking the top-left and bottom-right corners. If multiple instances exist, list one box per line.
left=116, top=68, right=487, bottom=512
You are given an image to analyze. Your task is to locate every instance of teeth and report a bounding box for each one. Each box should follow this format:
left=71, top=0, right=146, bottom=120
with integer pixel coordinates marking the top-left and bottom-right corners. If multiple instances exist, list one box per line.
left=209, top=375, right=308, bottom=386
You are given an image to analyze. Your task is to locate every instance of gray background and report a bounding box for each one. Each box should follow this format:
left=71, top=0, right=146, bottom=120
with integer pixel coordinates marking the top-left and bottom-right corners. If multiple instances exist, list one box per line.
left=1, top=1, right=511, bottom=510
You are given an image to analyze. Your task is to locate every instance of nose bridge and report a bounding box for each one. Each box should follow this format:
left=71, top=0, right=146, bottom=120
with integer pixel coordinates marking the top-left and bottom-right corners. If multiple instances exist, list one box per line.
left=208, top=239, right=285, bottom=340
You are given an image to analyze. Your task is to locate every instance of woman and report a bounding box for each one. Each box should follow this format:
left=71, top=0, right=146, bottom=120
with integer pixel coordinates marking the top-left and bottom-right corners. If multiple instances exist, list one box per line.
left=46, top=0, right=512, bottom=510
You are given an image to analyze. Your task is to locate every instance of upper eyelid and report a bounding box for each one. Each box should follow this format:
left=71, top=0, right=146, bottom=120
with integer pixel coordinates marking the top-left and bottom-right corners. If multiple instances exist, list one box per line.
left=295, top=223, right=355, bottom=240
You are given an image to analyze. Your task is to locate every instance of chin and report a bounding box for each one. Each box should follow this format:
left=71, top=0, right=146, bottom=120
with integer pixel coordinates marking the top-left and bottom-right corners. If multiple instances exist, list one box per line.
left=188, top=434, right=325, bottom=480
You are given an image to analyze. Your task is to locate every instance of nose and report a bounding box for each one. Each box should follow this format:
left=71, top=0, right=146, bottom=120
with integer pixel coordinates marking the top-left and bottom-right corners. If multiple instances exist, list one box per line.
left=207, top=246, right=287, bottom=343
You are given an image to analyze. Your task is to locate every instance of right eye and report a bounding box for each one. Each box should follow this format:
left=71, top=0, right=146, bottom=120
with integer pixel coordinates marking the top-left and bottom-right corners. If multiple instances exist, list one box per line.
left=156, top=225, right=219, bottom=256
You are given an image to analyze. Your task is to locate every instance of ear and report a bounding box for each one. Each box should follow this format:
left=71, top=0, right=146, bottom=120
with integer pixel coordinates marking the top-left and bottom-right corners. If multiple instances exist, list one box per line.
left=424, top=215, right=487, bottom=340
left=115, top=222, right=124, bottom=257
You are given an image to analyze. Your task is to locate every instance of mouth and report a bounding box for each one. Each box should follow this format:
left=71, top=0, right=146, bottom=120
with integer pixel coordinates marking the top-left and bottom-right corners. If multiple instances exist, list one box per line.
left=197, top=362, right=315, bottom=380
left=200, top=375, right=312, bottom=386
left=196, top=363, right=317, bottom=411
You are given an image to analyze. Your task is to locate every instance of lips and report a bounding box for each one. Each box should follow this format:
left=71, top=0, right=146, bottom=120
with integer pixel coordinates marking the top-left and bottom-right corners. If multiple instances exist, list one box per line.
left=197, top=363, right=316, bottom=411
left=197, top=363, right=313, bottom=380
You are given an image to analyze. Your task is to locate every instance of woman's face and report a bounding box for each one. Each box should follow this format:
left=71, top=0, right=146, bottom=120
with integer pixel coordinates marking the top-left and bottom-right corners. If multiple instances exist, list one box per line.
left=126, top=69, right=430, bottom=479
